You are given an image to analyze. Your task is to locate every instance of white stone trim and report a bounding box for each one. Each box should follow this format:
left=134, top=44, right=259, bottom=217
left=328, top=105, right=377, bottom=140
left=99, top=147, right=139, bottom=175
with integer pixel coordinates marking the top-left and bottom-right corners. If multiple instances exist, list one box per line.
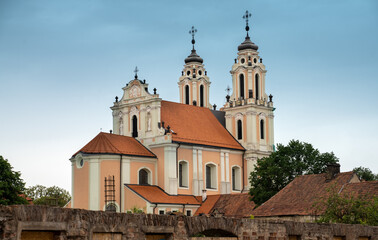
left=137, top=166, right=153, bottom=185
left=89, top=159, right=100, bottom=211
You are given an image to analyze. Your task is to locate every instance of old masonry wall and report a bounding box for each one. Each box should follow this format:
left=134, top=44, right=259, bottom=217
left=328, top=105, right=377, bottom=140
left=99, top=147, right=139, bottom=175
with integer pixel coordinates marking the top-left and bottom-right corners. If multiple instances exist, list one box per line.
left=0, top=205, right=377, bottom=240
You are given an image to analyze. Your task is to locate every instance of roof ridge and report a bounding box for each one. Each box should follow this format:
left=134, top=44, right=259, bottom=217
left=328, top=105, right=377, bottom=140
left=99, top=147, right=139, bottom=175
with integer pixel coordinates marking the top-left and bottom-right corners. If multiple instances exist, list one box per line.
left=101, top=132, right=123, bottom=154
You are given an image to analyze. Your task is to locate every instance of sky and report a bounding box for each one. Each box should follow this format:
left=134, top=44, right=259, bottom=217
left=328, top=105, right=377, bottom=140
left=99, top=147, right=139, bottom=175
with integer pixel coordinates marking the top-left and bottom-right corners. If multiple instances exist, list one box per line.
left=0, top=0, right=377, bottom=193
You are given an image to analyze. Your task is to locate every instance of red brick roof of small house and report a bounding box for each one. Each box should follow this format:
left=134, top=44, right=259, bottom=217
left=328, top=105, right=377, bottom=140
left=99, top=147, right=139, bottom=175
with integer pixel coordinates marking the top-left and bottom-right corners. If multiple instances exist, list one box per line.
left=72, top=132, right=156, bottom=158
left=341, top=181, right=378, bottom=200
left=126, top=184, right=201, bottom=205
left=195, top=193, right=255, bottom=218
left=161, top=101, right=245, bottom=151
left=252, top=171, right=358, bottom=217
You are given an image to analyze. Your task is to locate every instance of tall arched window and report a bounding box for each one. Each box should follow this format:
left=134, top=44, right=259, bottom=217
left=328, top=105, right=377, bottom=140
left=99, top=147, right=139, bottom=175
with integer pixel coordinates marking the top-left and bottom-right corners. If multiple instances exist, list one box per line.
left=179, top=161, right=188, bottom=187
left=237, top=119, right=242, bottom=140
left=255, top=74, right=259, bottom=100
left=132, top=115, right=138, bottom=138
left=232, top=166, right=241, bottom=191
left=239, top=74, right=245, bottom=99
left=185, top=85, right=190, bottom=105
left=205, top=163, right=217, bottom=189
left=139, top=168, right=150, bottom=185
left=260, top=119, right=265, bottom=139
left=200, top=85, right=204, bottom=107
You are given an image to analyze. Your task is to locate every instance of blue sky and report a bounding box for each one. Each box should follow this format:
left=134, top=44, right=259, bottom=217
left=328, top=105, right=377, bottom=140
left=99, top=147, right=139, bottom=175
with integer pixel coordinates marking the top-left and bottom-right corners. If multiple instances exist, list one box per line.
left=0, top=0, right=377, bottom=192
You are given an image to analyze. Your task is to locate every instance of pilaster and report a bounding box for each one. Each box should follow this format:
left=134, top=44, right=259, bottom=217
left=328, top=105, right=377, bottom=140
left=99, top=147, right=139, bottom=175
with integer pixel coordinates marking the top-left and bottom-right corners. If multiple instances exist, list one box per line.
left=89, top=159, right=100, bottom=211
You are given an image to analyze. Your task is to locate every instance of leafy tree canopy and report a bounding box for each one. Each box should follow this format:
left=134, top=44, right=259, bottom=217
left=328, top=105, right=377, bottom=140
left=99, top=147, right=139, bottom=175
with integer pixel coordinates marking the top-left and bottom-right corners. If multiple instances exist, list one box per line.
left=249, top=140, right=339, bottom=206
left=353, top=166, right=378, bottom=181
left=24, top=185, right=71, bottom=207
left=314, top=186, right=378, bottom=226
left=0, top=155, right=29, bottom=205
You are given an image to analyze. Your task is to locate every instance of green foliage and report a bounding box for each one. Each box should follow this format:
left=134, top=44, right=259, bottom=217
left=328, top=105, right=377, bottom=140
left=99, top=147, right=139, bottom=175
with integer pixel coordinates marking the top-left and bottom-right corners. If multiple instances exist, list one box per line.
left=0, top=155, right=29, bottom=205
left=314, top=186, right=378, bottom=225
left=25, top=185, right=71, bottom=207
left=126, top=206, right=144, bottom=214
left=249, top=140, right=339, bottom=206
left=353, top=166, right=378, bottom=181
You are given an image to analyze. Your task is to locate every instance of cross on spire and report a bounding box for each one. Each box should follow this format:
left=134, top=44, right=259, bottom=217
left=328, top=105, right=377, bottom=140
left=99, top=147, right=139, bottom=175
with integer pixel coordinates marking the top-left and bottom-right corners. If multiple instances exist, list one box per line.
left=134, top=66, right=139, bottom=79
left=225, top=85, right=231, bottom=95
left=189, top=26, right=197, bottom=49
left=243, top=10, right=252, bottom=37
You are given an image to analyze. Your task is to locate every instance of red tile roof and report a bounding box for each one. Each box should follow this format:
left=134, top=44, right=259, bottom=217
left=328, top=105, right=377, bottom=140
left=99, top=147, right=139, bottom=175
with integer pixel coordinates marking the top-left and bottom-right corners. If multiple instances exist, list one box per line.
left=342, top=181, right=378, bottom=200
left=73, top=132, right=156, bottom=158
left=252, top=172, right=357, bottom=217
left=126, top=184, right=201, bottom=205
left=161, top=101, right=244, bottom=150
left=195, top=193, right=255, bottom=218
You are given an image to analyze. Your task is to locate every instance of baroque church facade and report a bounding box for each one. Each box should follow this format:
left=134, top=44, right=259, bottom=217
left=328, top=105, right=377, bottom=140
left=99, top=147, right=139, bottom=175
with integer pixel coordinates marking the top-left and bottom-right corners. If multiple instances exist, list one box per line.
left=69, top=12, right=275, bottom=215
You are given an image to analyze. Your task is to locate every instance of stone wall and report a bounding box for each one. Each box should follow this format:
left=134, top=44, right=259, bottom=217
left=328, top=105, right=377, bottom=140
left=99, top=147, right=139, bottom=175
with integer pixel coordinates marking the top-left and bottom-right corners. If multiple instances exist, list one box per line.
left=0, top=205, right=377, bottom=240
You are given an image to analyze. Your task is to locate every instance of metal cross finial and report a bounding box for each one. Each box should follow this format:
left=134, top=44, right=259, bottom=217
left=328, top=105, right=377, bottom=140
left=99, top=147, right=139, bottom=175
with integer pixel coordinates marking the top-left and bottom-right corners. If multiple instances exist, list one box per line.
left=189, top=26, right=197, bottom=49
left=226, top=85, right=231, bottom=95
left=243, top=10, right=252, bottom=36
left=134, top=66, right=139, bottom=79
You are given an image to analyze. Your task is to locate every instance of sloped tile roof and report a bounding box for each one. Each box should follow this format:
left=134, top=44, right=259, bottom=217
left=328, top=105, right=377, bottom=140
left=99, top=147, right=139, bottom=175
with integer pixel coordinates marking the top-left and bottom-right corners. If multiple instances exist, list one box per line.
left=252, top=172, right=356, bottom=217
left=195, top=193, right=255, bottom=218
left=342, top=181, right=378, bottom=200
left=126, top=184, right=201, bottom=205
left=73, top=132, right=156, bottom=158
left=161, top=101, right=244, bottom=150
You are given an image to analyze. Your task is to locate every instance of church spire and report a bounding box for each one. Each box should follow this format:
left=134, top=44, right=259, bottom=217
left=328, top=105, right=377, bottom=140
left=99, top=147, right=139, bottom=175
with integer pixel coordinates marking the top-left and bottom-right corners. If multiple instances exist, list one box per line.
left=185, top=26, right=203, bottom=64
left=243, top=10, right=251, bottom=38
left=189, top=26, right=197, bottom=50
left=238, top=10, right=258, bottom=51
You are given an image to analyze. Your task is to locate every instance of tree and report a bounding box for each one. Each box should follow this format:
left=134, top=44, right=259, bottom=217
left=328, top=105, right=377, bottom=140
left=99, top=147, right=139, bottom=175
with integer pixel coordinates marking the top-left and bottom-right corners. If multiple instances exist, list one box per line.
left=249, top=140, right=339, bottom=206
left=314, top=186, right=378, bottom=225
left=353, top=166, right=378, bottom=181
left=24, top=185, right=71, bottom=207
left=0, top=155, right=29, bottom=205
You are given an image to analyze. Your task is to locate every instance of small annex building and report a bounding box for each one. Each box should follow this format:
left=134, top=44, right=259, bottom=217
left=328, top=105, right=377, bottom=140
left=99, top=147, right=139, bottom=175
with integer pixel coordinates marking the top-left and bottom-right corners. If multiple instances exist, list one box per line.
left=252, top=164, right=378, bottom=222
left=69, top=14, right=275, bottom=216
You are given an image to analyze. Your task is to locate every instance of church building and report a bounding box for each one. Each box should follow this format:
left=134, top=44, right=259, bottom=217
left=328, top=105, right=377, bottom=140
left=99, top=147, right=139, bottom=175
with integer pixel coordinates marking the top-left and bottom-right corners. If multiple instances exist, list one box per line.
left=69, top=11, right=275, bottom=216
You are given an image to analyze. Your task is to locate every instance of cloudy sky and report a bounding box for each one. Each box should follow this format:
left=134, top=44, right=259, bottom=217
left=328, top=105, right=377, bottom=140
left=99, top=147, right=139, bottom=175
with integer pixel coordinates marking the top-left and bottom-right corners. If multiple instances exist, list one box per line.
left=1, top=0, right=377, bottom=193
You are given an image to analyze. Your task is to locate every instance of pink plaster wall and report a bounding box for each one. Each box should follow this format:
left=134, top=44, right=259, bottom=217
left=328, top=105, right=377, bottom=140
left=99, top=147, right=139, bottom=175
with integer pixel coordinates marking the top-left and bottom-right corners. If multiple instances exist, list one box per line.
left=202, top=150, right=220, bottom=195
left=73, top=161, right=89, bottom=209
left=151, top=147, right=164, bottom=188
left=100, top=160, right=121, bottom=210
left=124, top=186, right=147, bottom=212
left=130, top=161, right=156, bottom=185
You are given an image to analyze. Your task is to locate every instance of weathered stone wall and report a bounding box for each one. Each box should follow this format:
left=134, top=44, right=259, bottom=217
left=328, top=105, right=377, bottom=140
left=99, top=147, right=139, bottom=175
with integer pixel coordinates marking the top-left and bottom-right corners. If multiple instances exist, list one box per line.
left=0, top=205, right=377, bottom=240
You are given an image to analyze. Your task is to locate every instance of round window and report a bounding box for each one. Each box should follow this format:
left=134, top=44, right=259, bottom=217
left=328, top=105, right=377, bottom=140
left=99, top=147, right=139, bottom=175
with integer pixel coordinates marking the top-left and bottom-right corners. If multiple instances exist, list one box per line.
left=241, top=58, right=245, bottom=64
left=187, top=70, right=190, bottom=76
left=198, top=70, right=202, bottom=75
left=254, top=58, right=257, bottom=63
left=80, top=159, right=84, bottom=167
left=75, top=155, right=84, bottom=168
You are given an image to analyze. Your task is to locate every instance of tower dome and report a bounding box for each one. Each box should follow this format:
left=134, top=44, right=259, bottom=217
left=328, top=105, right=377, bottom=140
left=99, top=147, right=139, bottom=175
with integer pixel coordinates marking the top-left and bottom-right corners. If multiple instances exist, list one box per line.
left=184, top=49, right=203, bottom=64
left=238, top=36, right=258, bottom=51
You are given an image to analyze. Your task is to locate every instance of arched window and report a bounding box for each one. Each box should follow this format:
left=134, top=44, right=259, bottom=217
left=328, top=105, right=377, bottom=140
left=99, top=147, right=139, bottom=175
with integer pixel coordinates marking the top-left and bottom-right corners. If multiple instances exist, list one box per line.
left=239, top=74, right=245, bottom=99
left=179, top=161, right=188, bottom=187
left=237, top=119, right=242, bottom=140
left=200, top=85, right=204, bottom=107
left=139, top=168, right=150, bottom=185
left=205, top=163, right=217, bottom=189
left=132, top=115, right=138, bottom=138
left=232, top=166, right=241, bottom=191
left=105, top=203, right=117, bottom=212
left=260, top=119, right=265, bottom=139
left=255, top=74, right=259, bottom=100
left=185, top=85, right=190, bottom=105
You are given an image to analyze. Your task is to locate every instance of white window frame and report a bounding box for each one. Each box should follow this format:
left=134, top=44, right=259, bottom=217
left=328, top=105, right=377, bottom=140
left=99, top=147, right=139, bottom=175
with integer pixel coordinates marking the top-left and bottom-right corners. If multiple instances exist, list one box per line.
left=231, top=165, right=241, bottom=192
left=138, top=167, right=152, bottom=185
left=205, top=162, right=218, bottom=190
left=178, top=160, right=189, bottom=189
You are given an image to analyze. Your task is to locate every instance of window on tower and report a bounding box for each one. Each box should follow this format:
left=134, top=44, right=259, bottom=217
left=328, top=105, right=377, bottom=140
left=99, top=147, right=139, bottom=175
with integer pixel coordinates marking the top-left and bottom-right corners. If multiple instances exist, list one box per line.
left=185, top=85, right=190, bottom=105
left=132, top=115, right=138, bottom=138
left=260, top=119, right=265, bottom=139
left=239, top=74, right=245, bottom=99
left=237, top=119, right=242, bottom=140
left=255, top=74, right=259, bottom=100
left=200, top=85, right=204, bottom=107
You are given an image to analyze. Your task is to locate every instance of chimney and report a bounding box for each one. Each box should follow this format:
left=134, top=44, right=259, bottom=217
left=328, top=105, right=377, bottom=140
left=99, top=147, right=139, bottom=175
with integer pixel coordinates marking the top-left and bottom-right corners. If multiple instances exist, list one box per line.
left=326, top=163, right=340, bottom=181
left=202, top=189, right=207, bottom=202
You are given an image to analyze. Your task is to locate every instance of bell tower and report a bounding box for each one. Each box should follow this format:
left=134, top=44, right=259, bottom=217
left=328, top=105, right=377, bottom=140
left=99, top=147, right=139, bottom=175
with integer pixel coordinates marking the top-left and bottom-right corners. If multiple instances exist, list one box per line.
left=178, top=26, right=211, bottom=108
left=223, top=11, right=275, bottom=190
